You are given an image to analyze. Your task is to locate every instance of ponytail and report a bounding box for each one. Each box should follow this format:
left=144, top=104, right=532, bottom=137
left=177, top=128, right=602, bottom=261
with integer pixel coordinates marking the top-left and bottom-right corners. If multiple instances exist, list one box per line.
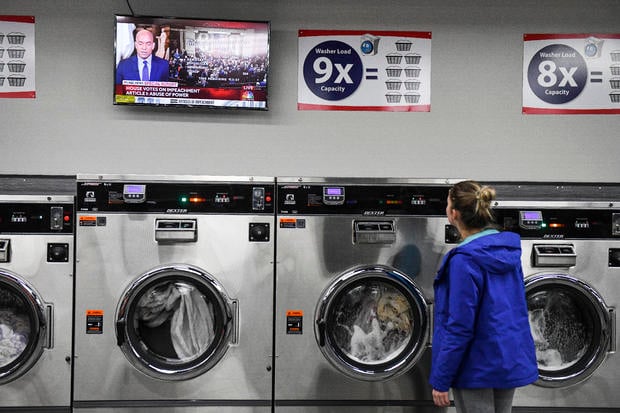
left=449, top=180, right=496, bottom=229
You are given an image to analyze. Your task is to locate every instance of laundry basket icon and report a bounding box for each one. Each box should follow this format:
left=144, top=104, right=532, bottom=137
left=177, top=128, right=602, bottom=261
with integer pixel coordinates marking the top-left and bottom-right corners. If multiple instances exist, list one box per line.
left=404, top=54, right=421, bottom=65
left=8, top=61, right=26, bottom=72
left=8, top=74, right=26, bottom=86
left=404, top=93, right=420, bottom=104
left=0, top=63, right=4, bottom=72
left=0, top=33, right=4, bottom=44
left=404, top=80, right=421, bottom=90
left=611, top=50, right=620, bottom=62
left=385, top=79, right=402, bottom=90
left=611, top=91, right=620, bottom=103
left=0, top=48, right=4, bottom=58
left=395, top=40, right=412, bottom=52
left=386, top=66, right=402, bottom=77
left=404, top=66, right=421, bottom=77
left=386, top=53, right=403, bottom=64
left=7, top=32, right=25, bottom=44
left=385, top=92, right=402, bottom=103
left=611, top=65, right=620, bottom=76
left=611, top=78, right=620, bottom=89
left=7, top=47, right=25, bottom=59
left=0, top=76, right=4, bottom=86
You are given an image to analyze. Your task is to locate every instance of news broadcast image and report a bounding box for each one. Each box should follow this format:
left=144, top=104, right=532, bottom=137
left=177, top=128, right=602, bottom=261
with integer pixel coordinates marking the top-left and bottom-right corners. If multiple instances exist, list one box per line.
left=114, top=16, right=269, bottom=109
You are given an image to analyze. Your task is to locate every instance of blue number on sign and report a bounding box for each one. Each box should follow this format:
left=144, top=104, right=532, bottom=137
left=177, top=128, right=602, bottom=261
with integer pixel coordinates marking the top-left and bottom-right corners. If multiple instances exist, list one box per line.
left=303, top=40, right=363, bottom=101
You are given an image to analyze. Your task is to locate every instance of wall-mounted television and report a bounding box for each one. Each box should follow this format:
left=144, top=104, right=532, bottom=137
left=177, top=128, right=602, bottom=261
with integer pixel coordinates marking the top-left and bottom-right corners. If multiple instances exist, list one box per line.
left=114, top=15, right=269, bottom=110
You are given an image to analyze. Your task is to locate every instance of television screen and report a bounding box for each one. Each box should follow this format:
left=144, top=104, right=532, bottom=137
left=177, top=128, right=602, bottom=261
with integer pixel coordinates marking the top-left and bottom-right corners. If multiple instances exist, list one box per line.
left=114, top=15, right=269, bottom=109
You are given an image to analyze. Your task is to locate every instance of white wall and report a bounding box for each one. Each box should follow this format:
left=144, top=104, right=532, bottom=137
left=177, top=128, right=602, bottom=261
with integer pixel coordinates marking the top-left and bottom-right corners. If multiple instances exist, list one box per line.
left=1, top=0, right=619, bottom=182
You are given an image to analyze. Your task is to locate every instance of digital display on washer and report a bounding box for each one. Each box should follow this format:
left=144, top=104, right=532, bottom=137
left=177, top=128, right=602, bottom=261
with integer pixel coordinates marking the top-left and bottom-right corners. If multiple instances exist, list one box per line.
left=325, top=187, right=344, bottom=196
left=519, top=210, right=544, bottom=229
left=323, top=186, right=345, bottom=205
left=522, top=211, right=542, bottom=220
left=123, top=184, right=146, bottom=203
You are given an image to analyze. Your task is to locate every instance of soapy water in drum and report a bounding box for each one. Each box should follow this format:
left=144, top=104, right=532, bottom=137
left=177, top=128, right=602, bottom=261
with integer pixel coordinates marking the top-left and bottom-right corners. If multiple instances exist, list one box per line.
left=330, top=283, right=413, bottom=364
left=0, top=309, right=30, bottom=367
left=528, top=290, right=589, bottom=371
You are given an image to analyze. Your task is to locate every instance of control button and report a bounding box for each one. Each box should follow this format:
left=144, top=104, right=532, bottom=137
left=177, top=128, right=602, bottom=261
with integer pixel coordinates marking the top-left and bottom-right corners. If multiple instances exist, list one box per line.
left=48, top=243, right=69, bottom=262
left=445, top=224, right=461, bottom=244
left=249, top=223, right=270, bottom=242
left=610, top=249, right=620, bottom=267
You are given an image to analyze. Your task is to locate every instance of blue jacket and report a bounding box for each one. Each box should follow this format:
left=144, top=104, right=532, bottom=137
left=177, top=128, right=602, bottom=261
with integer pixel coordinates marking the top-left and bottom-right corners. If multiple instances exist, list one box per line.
left=429, top=230, right=538, bottom=391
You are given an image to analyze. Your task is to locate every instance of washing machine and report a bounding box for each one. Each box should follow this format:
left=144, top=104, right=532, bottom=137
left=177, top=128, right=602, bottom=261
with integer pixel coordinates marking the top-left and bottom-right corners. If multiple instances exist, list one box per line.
left=274, top=177, right=456, bottom=413
left=73, top=174, right=275, bottom=413
left=491, top=197, right=619, bottom=411
left=0, top=194, right=74, bottom=412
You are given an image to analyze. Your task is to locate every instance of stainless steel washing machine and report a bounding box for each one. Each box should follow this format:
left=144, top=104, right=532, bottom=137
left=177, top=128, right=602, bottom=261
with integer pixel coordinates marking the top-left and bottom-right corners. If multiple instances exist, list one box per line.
left=73, top=174, right=275, bottom=413
left=0, top=194, right=74, bottom=412
left=274, top=177, right=455, bottom=412
left=492, top=197, right=619, bottom=411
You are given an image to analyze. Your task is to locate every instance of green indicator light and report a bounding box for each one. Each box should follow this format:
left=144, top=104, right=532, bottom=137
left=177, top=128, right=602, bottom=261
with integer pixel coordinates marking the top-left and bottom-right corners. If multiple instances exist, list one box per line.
left=541, top=223, right=547, bottom=228
left=180, top=196, right=188, bottom=203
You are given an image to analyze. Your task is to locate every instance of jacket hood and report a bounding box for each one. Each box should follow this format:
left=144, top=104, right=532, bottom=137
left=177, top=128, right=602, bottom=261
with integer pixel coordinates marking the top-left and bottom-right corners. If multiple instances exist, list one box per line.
left=458, top=231, right=522, bottom=274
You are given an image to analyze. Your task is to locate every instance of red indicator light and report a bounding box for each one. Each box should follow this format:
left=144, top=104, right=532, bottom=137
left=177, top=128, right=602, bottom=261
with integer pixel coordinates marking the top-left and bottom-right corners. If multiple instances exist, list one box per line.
left=189, top=197, right=206, bottom=203
left=265, top=196, right=272, bottom=203
left=64, top=215, right=71, bottom=222
left=549, top=223, right=565, bottom=228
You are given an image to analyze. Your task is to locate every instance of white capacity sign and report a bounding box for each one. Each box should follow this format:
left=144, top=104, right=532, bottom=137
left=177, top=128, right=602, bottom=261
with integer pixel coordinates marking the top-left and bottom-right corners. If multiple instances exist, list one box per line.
left=523, top=33, right=620, bottom=114
left=298, top=30, right=431, bottom=112
left=0, top=15, right=35, bottom=98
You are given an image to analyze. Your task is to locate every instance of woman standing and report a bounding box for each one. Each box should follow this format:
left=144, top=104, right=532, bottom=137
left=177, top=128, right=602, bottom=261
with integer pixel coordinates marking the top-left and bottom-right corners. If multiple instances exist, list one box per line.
left=429, top=180, right=538, bottom=412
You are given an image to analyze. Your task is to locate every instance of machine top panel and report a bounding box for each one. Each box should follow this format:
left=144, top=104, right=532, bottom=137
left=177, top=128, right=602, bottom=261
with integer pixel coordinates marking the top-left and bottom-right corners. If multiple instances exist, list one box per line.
left=77, top=180, right=275, bottom=214
left=0, top=200, right=74, bottom=234
left=277, top=183, right=450, bottom=216
left=494, top=207, right=620, bottom=239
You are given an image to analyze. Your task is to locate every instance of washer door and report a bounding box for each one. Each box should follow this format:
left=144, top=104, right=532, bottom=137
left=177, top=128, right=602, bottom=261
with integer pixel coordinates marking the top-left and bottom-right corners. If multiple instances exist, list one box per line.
left=0, top=269, right=50, bottom=385
left=115, top=264, right=236, bottom=381
left=315, top=264, right=430, bottom=381
left=526, top=273, right=614, bottom=388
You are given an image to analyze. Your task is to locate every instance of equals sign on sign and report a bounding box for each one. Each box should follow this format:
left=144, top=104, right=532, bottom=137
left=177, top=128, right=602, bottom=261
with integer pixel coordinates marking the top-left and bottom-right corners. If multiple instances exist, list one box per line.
left=366, top=68, right=379, bottom=80
left=590, top=71, right=603, bottom=83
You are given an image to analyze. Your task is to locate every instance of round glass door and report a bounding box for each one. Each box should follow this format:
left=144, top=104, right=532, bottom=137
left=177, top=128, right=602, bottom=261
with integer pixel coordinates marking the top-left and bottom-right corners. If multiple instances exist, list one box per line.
left=526, top=273, right=613, bottom=387
left=0, top=269, right=49, bottom=385
left=116, top=264, right=235, bottom=381
left=315, top=264, right=430, bottom=381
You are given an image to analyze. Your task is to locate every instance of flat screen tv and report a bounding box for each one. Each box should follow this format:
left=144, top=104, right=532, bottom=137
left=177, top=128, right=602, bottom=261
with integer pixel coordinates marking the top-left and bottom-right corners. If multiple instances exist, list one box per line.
left=114, top=15, right=269, bottom=109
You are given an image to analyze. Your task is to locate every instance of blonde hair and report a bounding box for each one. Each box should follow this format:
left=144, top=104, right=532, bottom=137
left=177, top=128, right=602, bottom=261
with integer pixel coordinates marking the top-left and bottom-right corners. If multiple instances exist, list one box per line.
left=449, top=180, right=496, bottom=229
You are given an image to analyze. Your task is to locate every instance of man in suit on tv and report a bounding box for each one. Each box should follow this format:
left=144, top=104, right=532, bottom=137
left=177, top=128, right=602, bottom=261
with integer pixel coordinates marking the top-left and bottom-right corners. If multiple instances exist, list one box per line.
left=116, top=29, right=169, bottom=83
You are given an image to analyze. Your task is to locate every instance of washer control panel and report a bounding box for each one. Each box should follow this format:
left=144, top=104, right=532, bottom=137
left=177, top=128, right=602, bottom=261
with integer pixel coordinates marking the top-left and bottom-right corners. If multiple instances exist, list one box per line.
left=78, top=180, right=274, bottom=214
left=495, top=207, right=620, bottom=239
left=0, top=202, right=73, bottom=233
left=278, top=183, right=449, bottom=216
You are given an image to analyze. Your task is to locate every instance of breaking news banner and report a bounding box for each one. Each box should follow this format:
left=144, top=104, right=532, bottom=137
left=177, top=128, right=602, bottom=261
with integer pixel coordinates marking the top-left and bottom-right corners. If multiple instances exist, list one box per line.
left=523, top=33, right=620, bottom=114
left=298, top=30, right=431, bottom=112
